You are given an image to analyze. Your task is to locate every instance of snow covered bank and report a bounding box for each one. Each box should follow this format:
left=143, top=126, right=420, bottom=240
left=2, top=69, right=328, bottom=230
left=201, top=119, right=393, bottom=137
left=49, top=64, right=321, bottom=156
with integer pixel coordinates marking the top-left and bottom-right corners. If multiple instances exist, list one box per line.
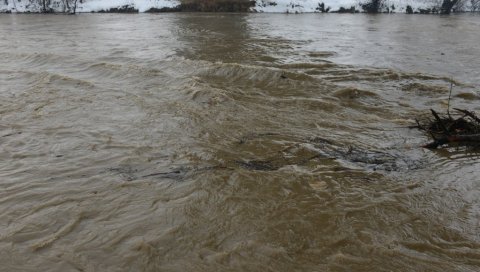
left=79, top=0, right=180, bottom=13
left=0, top=0, right=478, bottom=13
left=0, top=0, right=180, bottom=13
left=253, top=0, right=479, bottom=13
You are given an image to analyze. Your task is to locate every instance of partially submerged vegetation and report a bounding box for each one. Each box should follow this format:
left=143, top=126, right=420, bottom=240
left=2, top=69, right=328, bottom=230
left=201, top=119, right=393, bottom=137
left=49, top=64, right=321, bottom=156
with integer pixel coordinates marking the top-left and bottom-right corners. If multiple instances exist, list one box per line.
left=147, top=0, right=256, bottom=12
left=415, top=85, right=480, bottom=149
left=361, top=0, right=383, bottom=13
left=98, top=5, right=138, bottom=13
left=416, top=108, right=480, bottom=149
left=175, top=0, right=255, bottom=12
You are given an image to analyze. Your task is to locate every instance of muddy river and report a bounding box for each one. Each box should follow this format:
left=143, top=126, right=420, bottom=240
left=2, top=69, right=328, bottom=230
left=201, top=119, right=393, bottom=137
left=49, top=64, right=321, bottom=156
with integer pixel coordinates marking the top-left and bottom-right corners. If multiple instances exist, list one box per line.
left=1, top=13, right=479, bottom=271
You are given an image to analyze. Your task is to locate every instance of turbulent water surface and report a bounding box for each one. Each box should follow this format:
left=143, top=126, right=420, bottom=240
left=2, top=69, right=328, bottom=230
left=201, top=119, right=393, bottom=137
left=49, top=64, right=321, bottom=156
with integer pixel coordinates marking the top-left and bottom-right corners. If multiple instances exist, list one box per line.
left=1, top=13, right=480, bottom=271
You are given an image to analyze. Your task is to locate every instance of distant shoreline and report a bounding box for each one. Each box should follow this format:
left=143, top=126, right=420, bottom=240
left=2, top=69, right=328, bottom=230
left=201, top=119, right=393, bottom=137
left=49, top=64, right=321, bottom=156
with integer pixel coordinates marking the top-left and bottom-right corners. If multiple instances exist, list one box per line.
left=1, top=0, right=479, bottom=15
left=2, top=10, right=479, bottom=14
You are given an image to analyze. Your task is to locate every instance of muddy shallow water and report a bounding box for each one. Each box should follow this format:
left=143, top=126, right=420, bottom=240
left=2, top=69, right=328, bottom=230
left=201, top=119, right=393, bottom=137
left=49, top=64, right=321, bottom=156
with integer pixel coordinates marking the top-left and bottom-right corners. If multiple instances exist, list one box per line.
left=1, top=13, right=479, bottom=271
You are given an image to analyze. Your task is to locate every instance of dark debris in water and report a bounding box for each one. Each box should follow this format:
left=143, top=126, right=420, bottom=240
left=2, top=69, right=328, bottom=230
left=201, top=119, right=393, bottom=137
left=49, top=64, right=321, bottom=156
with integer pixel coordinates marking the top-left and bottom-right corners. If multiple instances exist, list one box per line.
left=142, top=170, right=183, bottom=179
left=1, top=131, right=22, bottom=138
left=108, top=165, right=234, bottom=181
left=233, top=133, right=422, bottom=172
left=235, top=160, right=279, bottom=171
left=237, top=132, right=280, bottom=145
left=108, top=166, right=187, bottom=182
left=415, top=108, right=480, bottom=149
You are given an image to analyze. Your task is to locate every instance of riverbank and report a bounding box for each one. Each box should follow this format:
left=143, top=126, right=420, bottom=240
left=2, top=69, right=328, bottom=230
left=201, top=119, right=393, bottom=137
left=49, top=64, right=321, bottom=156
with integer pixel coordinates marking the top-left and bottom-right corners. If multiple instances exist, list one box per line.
left=1, top=0, right=479, bottom=14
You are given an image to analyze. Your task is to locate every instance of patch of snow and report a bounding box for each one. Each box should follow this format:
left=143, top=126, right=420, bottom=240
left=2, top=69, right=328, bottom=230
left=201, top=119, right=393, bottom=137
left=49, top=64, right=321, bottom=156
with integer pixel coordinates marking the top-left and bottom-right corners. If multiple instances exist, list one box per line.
left=253, top=0, right=476, bottom=13
left=1, top=0, right=38, bottom=12
left=253, top=0, right=359, bottom=13
left=252, top=0, right=450, bottom=13
left=77, top=0, right=180, bottom=13
left=0, top=0, right=179, bottom=13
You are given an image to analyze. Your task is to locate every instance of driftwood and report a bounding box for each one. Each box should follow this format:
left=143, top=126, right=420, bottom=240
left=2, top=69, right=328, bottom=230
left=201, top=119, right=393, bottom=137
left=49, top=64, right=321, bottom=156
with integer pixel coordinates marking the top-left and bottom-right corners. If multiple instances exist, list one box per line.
left=417, top=108, right=480, bottom=149
left=423, top=134, right=480, bottom=149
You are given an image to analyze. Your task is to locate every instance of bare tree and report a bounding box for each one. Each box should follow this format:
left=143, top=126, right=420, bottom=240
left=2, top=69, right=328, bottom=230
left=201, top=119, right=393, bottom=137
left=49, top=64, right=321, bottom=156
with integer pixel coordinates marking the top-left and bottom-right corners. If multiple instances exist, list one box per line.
left=39, top=0, right=52, bottom=13
left=453, top=0, right=468, bottom=11
left=471, top=0, right=480, bottom=11
left=40, top=0, right=78, bottom=13
left=72, top=0, right=78, bottom=13
left=441, top=0, right=460, bottom=14
left=64, top=0, right=78, bottom=13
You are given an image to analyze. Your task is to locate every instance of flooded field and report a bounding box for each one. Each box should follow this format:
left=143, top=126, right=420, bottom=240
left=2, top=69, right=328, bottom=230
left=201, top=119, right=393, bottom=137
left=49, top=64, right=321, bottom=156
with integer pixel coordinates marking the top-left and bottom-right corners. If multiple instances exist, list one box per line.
left=0, top=13, right=479, bottom=271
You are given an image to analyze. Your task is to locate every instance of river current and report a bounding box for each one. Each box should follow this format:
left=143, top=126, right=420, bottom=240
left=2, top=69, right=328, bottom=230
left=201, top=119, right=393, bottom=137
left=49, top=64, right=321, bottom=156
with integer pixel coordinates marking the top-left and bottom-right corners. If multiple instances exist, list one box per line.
left=1, top=13, right=479, bottom=271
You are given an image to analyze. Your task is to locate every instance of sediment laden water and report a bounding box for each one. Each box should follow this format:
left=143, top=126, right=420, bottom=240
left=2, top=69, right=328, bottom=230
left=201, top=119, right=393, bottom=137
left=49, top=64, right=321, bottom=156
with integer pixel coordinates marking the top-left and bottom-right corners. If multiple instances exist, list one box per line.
left=0, top=13, right=479, bottom=272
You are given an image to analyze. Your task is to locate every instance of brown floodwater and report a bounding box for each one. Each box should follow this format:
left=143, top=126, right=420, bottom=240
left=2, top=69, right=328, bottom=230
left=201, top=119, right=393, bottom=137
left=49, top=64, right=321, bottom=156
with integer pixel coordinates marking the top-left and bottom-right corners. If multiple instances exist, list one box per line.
left=0, top=13, right=479, bottom=271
